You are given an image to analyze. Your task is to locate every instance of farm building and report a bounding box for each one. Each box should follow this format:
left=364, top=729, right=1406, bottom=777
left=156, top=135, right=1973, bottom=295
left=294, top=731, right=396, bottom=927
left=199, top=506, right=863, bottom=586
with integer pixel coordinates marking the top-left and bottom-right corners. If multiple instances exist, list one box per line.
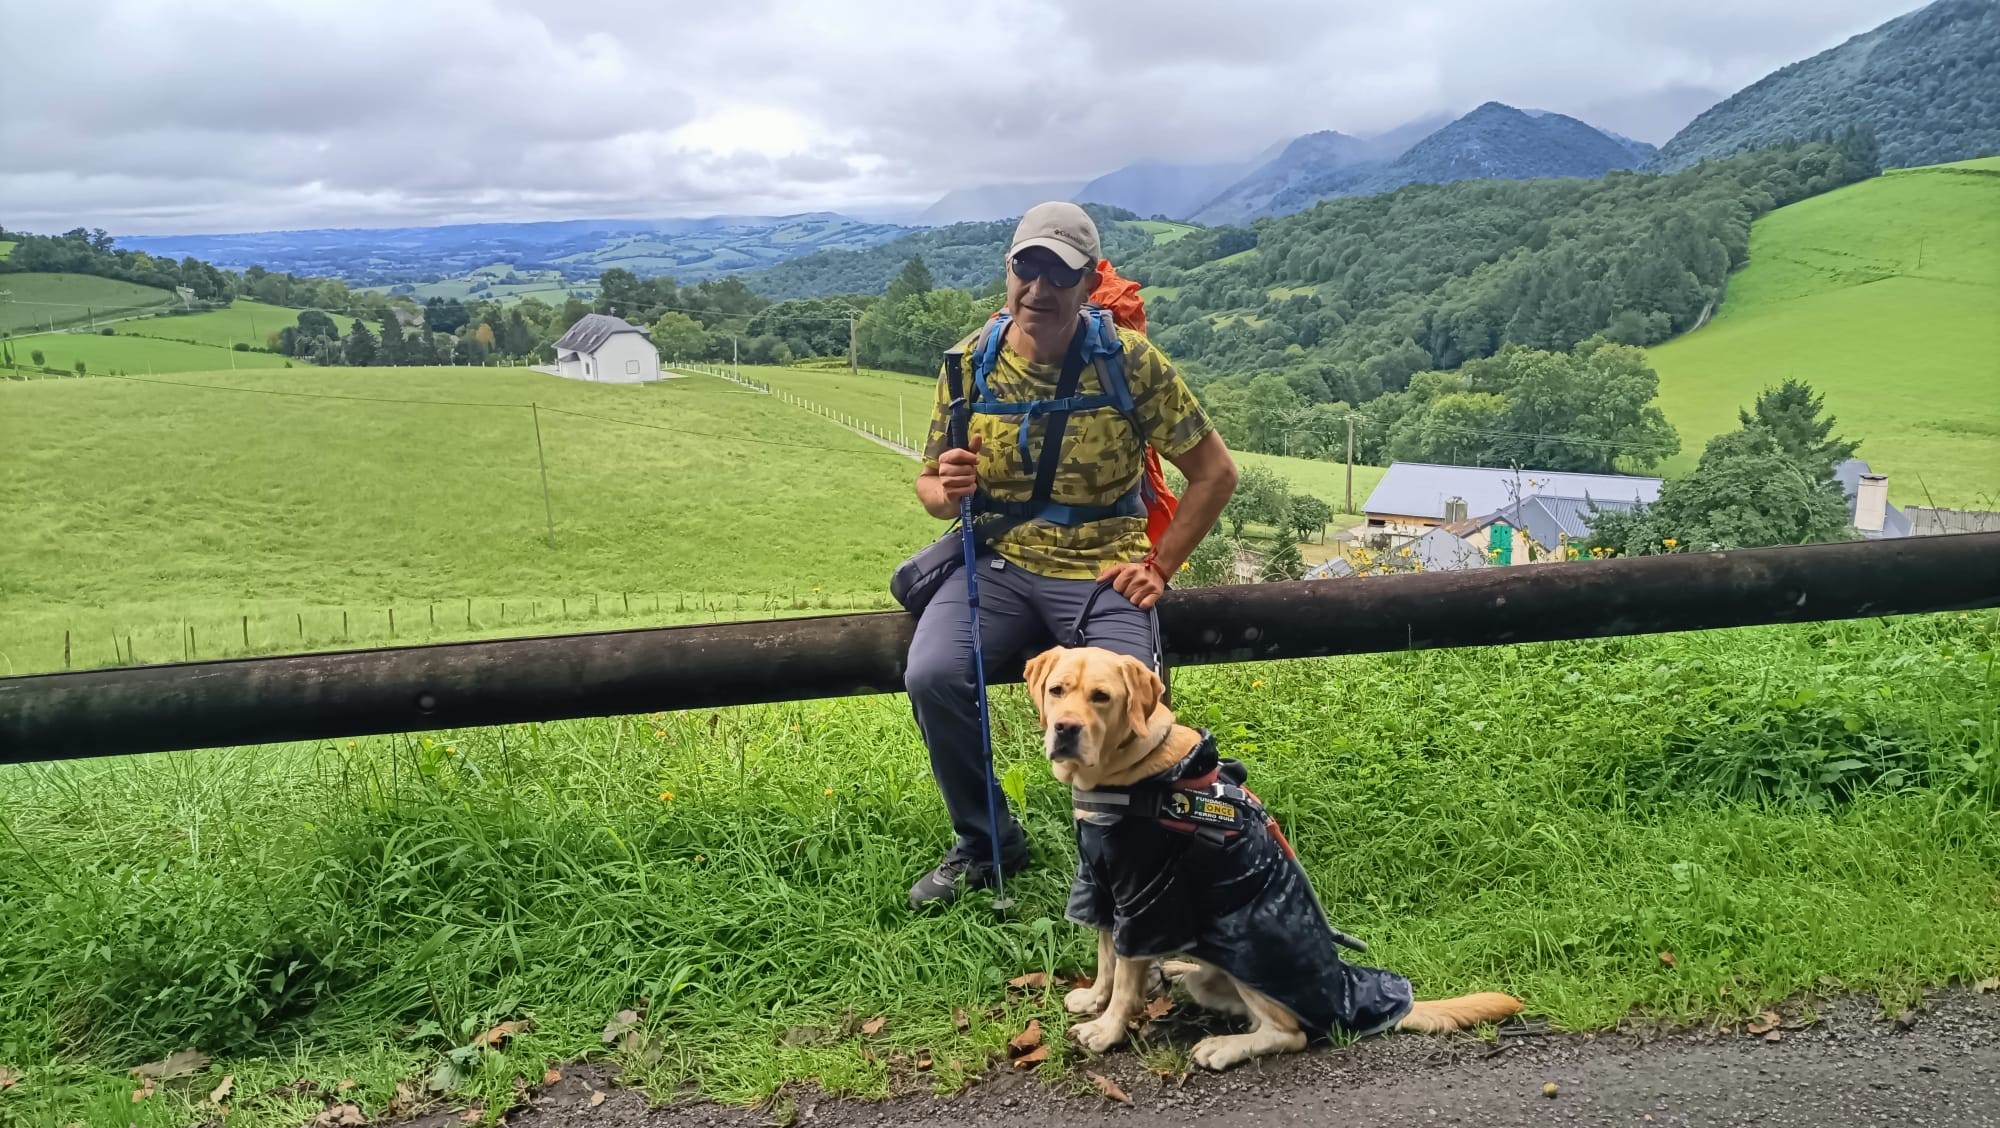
left=1361, top=463, right=1661, bottom=542
left=550, top=314, right=658, bottom=383
left=1835, top=460, right=1912, bottom=539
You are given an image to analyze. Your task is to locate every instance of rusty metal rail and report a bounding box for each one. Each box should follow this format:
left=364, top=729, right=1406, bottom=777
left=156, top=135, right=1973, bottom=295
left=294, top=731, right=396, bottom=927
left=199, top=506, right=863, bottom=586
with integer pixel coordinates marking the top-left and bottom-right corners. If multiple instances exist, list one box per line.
left=3, top=532, right=1997, bottom=764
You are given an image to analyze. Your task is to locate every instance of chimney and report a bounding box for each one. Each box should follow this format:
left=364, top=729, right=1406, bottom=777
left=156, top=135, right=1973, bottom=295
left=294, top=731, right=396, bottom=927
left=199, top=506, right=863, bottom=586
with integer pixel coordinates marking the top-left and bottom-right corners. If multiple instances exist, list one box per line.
left=1444, top=496, right=1468, bottom=524
left=1854, top=473, right=1888, bottom=534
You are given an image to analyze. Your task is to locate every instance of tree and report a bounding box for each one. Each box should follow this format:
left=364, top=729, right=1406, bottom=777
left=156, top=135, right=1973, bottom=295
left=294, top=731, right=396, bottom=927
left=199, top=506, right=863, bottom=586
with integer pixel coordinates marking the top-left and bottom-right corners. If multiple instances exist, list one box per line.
left=1460, top=339, right=1680, bottom=472
left=1223, top=464, right=1291, bottom=537
left=885, top=256, right=935, bottom=304
left=344, top=319, right=377, bottom=366
left=377, top=313, right=405, bottom=366
left=649, top=311, right=710, bottom=361
left=1738, top=379, right=1857, bottom=483
left=1588, top=426, right=1853, bottom=556
left=30, top=349, right=44, bottom=367
left=1181, top=530, right=1238, bottom=587
left=1288, top=495, right=1334, bottom=543
left=473, top=322, right=496, bottom=356
left=74, top=359, right=87, bottom=376
left=1260, top=537, right=1305, bottom=581
left=1242, top=374, right=1302, bottom=453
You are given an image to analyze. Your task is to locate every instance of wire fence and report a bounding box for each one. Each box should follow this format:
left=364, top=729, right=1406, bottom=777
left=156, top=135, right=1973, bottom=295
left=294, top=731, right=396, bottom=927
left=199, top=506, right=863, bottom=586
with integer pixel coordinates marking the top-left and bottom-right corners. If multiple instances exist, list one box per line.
left=21, top=588, right=906, bottom=675
left=676, top=363, right=922, bottom=456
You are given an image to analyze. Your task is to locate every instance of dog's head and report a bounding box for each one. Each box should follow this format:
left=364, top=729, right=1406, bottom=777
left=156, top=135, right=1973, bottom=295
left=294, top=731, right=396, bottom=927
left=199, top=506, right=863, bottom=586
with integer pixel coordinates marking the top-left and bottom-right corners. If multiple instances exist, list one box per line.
left=1022, top=646, right=1168, bottom=783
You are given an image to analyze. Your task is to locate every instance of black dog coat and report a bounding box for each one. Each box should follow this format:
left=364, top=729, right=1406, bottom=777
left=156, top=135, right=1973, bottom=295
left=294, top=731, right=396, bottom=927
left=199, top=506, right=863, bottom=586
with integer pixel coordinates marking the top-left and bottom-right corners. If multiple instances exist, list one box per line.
left=1065, top=734, right=1414, bottom=1038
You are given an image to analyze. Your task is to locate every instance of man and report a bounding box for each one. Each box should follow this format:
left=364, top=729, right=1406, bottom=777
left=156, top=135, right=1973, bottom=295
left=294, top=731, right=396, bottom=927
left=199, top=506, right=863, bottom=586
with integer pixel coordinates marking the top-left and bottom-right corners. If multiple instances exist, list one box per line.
left=905, top=201, right=1240, bottom=909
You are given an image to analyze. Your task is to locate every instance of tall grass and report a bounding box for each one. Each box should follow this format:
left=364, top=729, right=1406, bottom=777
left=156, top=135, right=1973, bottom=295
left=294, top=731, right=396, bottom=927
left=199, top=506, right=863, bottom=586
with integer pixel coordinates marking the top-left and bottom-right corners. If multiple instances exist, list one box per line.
left=2, top=614, right=1994, bottom=1125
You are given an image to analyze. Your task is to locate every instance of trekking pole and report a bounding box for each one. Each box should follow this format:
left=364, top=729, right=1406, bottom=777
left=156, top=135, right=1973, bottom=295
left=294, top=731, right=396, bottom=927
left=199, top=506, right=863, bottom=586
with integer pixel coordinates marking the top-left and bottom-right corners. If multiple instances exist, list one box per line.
left=950, top=397, right=1012, bottom=915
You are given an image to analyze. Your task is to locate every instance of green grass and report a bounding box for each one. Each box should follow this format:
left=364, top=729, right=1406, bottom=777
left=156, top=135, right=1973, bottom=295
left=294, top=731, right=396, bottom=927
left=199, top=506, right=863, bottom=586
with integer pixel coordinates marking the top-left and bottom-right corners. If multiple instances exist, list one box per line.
left=732, top=363, right=935, bottom=448
left=4, top=331, right=294, bottom=376
left=0, top=240, right=15, bottom=261
left=1233, top=451, right=1385, bottom=521
left=0, top=272, right=176, bottom=335
left=1, top=614, right=1994, bottom=1126
left=361, top=278, right=595, bottom=306
left=1128, top=220, right=1199, bottom=245
left=116, top=301, right=355, bottom=351
left=1648, top=159, right=2000, bottom=507
left=1138, top=285, right=1181, bottom=302
left=0, top=366, right=936, bottom=675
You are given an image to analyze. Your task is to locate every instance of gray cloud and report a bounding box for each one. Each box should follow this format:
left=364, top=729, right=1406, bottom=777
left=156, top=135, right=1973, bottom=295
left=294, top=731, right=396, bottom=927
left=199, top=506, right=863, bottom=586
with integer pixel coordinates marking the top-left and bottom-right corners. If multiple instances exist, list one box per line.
left=0, top=0, right=1926, bottom=234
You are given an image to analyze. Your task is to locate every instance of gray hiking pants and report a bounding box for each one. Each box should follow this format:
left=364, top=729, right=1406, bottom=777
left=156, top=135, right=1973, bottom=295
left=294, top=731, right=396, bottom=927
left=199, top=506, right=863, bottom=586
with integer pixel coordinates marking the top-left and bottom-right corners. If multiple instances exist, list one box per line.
left=905, top=555, right=1164, bottom=867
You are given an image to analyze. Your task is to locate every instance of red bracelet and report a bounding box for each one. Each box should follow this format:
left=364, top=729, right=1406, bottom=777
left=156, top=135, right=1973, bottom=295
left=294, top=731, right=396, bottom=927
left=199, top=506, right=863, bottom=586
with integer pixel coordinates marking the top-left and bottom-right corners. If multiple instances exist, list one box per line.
left=1141, top=552, right=1169, bottom=583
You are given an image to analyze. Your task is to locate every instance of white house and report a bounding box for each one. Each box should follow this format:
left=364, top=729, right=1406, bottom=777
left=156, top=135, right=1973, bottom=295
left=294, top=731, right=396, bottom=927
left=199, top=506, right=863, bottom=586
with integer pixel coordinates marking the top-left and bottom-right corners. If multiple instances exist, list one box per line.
left=551, top=314, right=658, bottom=383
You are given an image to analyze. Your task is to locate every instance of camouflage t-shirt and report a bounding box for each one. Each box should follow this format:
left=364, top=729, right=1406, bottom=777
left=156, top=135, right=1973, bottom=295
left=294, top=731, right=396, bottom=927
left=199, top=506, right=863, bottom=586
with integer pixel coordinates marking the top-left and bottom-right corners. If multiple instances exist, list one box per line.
left=922, top=323, right=1211, bottom=580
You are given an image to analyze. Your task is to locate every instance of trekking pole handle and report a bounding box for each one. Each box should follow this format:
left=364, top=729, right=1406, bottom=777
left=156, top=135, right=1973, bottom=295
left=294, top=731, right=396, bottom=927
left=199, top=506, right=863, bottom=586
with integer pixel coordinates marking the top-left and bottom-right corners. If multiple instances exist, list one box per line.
left=946, top=396, right=971, bottom=453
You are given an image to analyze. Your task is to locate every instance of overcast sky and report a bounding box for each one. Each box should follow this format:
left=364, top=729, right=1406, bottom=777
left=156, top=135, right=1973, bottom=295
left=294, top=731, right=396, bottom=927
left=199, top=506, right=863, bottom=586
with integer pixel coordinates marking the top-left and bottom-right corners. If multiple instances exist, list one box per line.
left=0, top=0, right=1927, bottom=235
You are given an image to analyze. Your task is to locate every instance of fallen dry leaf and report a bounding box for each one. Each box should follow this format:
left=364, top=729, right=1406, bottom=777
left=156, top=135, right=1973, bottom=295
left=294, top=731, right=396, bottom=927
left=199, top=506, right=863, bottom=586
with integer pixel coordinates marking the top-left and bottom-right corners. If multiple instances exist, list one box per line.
left=312, top=1103, right=368, bottom=1127
left=1142, top=997, right=1174, bottom=1021
left=479, top=1019, right=534, bottom=1048
left=1763, top=1030, right=1782, bottom=1043
left=543, top=1067, right=563, bottom=1085
left=1658, top=951, right=1677, bottom=969
left=589, top=1090, right=606, bottom=1107
left=1008, top=972, right=1050, bottom=991
left=209, top=1074, right=235, bottom=1104
left=130, top=1047, right=211, bottom=1082
left=618, top=1029, right=665, bottom=1068
left=0, top=1066, right=18, bottom=1090
left=1007, top=1019, right=1043, bottom=1057
left=860, top=1016, right=887, bottom=1036
left=1975, top=977, right=2000, bottom=994
left=337, top=1078, right=357, bottom=1093
left=915, top=1052, right=933, bottom=1072
left=600, top=1009, right=641, bottom=1044
left=1013, top=1045, right=1049, bottom=1070
left=387, top=1080, right=424, bottom=1117
left=951, top=1007, right=970, bottom=1033
left=1089, top=1072, right=1131, bottom=1104
left=1071, top=975, right=1095, bottom=990
left=131, top=1082, right=155, bottom=1103
left=1746, top=1011, right=1780, bottom=1035
left=460, top=1102, right=484, bottom=1123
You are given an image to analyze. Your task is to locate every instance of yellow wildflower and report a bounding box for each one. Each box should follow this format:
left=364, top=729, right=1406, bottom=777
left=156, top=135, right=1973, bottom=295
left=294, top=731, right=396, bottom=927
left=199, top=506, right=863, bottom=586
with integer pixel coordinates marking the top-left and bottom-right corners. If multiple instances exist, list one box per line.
left=445, top=747, right=456, bottom=756
left=1251, top=679, right=1265, bottom=689
left=655, top=728, right=666, bottom=739
left=1663, top=538, right=1679, bottom=548
left=823, top=787, right=835, bottom=797
left=789, top=725, right=800, bottom=733
left=660, top=791, right=675, bottom=802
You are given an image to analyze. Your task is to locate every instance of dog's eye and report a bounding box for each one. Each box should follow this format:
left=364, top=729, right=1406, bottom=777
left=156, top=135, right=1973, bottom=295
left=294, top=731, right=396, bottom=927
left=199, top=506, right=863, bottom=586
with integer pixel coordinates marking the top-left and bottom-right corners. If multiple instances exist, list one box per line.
left=1047, top=684, right=1064, bottom=697
left=1089, top=689, right=1111, bottom=704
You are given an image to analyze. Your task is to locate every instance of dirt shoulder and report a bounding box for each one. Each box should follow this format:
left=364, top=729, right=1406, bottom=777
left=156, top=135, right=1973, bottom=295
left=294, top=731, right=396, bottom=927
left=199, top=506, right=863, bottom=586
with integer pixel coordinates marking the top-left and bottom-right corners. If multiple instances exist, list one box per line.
left=479, top=988, right=2000, bottom=1128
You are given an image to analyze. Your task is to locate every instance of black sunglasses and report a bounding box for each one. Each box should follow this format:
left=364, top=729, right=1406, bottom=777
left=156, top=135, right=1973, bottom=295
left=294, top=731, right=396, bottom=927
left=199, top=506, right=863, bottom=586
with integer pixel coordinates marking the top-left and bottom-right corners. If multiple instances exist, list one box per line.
left=1010, top=253, right=1088, bottom=289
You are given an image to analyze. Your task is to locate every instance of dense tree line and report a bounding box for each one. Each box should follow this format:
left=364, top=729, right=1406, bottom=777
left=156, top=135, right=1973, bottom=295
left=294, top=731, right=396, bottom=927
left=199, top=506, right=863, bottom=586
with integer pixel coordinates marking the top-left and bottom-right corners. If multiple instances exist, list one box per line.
left=0, top=226, right=235, bottom=300
left=1132, top=137, right=1878, bottom=400
left=747, top=205, right=1148, bottom=300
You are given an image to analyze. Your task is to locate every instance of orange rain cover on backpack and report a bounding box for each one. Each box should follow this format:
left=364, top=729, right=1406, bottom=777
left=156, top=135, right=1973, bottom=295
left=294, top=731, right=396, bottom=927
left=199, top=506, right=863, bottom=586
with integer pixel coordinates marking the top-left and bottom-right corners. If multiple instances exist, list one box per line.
left=985, top=258, right=1180, bottom=546
left=1088, top=259, right=1179, bottom=547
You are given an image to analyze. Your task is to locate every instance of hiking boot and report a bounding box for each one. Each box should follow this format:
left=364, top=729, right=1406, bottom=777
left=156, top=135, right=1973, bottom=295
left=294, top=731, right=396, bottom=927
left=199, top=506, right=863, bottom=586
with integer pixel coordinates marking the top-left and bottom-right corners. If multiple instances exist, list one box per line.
left=908, top=842, right=1030, bottom=910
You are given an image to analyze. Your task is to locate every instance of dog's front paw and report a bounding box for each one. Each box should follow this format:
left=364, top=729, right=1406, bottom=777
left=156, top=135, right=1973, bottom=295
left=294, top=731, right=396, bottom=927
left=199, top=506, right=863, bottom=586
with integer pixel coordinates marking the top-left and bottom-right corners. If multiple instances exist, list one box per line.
left=1190, top=1034, right=1257, bottom=1072
left=1063, top=985, right=1108, bottom=1016
left=1069, top=1014, right=1129, bottom=1054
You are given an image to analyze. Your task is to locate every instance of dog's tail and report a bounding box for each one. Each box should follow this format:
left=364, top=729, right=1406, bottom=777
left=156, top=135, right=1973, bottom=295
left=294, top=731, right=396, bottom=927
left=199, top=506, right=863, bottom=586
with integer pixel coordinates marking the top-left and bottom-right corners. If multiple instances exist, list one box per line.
left=1396, top=992, right=1524, bottom=1033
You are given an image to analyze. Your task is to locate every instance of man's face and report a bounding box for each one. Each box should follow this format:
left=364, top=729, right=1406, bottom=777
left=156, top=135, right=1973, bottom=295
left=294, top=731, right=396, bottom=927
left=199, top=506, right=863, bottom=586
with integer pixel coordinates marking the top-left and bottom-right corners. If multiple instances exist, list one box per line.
left=1004, top=249, right=1096, bottom=339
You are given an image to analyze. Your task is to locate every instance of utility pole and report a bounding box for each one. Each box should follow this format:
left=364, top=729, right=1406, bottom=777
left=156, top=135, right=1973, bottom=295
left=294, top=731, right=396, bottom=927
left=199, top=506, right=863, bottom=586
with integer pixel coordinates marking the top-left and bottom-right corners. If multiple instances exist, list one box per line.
left=731, top=336, right=738, bottom=378
left=1344, top=414, right=1356, bottom=515
left=849, top=316, right=858, bottom=375
left=531, top=403, right=557, bottom=549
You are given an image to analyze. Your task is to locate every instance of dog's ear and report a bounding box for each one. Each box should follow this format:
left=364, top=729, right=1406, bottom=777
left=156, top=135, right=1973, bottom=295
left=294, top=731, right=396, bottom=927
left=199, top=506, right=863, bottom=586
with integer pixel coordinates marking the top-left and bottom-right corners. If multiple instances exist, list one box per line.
left=1119, top=657, right=1164, bottom=743
left=1022, top=647, right=1062, bottom=719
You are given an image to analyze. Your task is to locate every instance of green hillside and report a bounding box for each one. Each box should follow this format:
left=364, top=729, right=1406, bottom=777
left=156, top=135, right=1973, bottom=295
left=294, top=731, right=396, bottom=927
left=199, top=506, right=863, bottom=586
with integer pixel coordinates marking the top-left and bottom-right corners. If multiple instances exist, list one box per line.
left=116, top=300, right=355, bottom=350
left=0, top=272, right=177, bottom=335
left=6, top=330, right=294, bottom=375
left=0, top=366, right=933, bottom=674
left=1648, top=159, right=2000, bottom=505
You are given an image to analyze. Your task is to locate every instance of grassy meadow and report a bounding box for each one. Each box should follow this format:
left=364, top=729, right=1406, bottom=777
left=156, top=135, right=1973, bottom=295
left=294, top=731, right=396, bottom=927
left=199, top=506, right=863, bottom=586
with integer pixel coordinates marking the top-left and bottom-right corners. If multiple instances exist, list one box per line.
left=6, top=328, right=297, bottom=377
left=115, top=300, right=355, bottom=351
left=1648, top=159, right=2000, bottom=507
left=0, top=366, right=935, bottom=675
left=1, top=614, right=1994, bottom=1125
left=0, top=272, right=176, bottom=335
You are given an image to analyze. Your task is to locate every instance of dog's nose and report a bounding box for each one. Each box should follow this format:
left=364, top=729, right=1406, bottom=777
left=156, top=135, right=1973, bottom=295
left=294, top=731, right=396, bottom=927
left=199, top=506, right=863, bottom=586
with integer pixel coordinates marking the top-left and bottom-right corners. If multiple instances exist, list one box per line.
left=1053, top=720, right=1083, bottom=737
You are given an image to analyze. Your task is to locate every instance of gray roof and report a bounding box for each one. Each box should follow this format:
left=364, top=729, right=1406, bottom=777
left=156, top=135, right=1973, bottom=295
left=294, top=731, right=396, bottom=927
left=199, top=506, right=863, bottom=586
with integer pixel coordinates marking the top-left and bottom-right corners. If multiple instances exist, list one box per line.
left=1412, top=526, right=1490, bottom=571
left=553, top=313, right=648, bottom=356
left=1477, top=494, right=1640, bottom=547
left=1833, top=459, right=1913, bottom=539
left=1364, top=462, right=1661, bottom=521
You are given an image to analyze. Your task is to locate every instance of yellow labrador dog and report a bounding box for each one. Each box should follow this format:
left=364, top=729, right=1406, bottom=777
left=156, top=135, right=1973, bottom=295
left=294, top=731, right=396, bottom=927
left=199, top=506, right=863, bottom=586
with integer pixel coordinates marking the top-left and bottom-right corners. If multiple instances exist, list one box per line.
left=1024, top=644, right=1522, bottom=1071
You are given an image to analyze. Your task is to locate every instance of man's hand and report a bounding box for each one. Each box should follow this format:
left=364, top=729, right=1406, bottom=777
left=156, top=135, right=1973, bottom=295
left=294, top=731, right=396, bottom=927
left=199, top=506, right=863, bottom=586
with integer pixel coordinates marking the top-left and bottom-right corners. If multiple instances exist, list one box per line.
left=1098, top=559, right=1167, bottom=610
left=936, top=433, right=983, bottom=503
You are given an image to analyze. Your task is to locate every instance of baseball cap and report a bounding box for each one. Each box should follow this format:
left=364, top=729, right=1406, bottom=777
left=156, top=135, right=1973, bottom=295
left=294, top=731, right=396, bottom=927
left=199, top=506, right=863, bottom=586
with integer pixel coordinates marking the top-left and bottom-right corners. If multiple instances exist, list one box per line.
left=1008, top=201, right=1100, bottom=270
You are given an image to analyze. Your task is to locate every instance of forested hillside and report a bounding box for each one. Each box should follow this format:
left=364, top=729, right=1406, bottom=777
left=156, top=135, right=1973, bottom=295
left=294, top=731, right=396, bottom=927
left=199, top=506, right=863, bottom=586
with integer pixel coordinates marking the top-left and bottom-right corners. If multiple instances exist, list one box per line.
left=1652, top=0, right=1999, bottom=172
left=1129, top=136, right=1880, bottom=400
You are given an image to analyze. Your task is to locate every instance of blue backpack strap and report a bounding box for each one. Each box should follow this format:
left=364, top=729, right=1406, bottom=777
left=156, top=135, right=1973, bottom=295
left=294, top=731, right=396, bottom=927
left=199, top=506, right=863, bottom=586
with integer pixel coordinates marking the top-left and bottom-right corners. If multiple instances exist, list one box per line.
left=971, top=313, right=1009, bottom=403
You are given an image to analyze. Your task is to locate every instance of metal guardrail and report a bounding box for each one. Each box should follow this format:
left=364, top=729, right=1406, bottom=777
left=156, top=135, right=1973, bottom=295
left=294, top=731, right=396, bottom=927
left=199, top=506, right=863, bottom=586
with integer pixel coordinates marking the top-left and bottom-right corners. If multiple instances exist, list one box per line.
left=3, top=532, right=1997, bottom=764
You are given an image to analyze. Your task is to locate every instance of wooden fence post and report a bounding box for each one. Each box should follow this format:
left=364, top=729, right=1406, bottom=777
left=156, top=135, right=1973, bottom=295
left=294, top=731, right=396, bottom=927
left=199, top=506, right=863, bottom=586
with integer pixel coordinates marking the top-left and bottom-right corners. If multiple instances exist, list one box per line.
left=242, top=615, right=250, bottom=649
left=64, top=630, right=71, bottom=669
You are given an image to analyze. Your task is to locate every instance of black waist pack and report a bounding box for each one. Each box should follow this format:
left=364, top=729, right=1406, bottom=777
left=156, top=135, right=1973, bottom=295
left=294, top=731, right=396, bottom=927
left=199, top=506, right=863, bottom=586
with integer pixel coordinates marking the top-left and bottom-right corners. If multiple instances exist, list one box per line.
left=889, top=517, right=1024, bottom=615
